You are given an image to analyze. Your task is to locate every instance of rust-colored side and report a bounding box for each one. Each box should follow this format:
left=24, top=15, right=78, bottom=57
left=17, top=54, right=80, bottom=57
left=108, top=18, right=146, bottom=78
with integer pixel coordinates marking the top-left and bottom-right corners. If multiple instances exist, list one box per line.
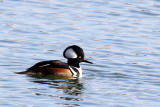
left=32, top=67, right=72, bottom=77
left=17, top=67, right=72, bottom=77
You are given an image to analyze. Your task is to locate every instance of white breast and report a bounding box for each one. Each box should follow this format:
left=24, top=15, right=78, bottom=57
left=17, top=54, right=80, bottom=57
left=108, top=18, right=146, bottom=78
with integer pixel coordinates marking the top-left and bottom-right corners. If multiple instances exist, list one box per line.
left=77, top=67, right=82, bottom=77
left=69, top=66, right=83, bottom=77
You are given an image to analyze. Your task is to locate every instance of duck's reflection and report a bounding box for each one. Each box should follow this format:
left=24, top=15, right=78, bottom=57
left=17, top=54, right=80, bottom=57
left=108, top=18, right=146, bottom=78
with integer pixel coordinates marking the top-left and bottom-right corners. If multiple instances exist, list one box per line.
left=27, top=75, right=84, bottom=97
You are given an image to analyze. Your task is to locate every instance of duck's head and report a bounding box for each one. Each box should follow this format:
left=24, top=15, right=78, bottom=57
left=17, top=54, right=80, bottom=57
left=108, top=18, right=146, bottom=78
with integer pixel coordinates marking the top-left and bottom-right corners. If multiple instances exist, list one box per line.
left=63, top=45, right=93, bottom=67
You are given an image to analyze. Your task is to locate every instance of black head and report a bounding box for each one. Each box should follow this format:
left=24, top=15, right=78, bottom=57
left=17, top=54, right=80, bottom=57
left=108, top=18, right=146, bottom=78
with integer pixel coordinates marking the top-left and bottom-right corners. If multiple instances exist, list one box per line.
left=63, top=45, right=93, bottom=67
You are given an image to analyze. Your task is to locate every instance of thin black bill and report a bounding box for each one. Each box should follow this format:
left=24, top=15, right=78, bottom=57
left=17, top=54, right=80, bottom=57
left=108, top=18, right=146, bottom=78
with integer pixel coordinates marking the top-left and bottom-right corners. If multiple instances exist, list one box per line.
left=82, top=59, right=93, bottom=64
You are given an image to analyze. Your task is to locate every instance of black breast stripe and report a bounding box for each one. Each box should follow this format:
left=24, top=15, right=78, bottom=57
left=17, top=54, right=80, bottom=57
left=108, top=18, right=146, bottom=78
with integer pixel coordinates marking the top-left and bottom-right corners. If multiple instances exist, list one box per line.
left=68, top=66, right=74, bottom=75
left=70, top=66, right=79, bottom=76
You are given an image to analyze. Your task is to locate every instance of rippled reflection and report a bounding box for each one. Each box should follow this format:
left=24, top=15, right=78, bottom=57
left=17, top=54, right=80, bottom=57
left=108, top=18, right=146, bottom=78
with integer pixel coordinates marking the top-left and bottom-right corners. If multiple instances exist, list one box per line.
left=28, top=75, right=83, bottom=101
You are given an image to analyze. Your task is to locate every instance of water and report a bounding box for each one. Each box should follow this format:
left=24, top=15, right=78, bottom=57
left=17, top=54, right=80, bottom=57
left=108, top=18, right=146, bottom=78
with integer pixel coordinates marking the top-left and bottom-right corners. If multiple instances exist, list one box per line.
left=0, top=0, right=160, bottom=106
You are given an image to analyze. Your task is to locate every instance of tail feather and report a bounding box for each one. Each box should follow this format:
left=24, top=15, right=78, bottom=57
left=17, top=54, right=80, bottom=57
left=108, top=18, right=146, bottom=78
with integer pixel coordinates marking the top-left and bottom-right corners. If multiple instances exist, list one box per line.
left=15, top=71, right=30, bottom=74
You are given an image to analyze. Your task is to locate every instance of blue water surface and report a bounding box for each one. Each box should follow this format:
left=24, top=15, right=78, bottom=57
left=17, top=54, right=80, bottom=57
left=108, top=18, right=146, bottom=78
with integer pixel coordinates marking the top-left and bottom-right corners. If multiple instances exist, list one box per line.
left=0, top=0, right=160, bottom=107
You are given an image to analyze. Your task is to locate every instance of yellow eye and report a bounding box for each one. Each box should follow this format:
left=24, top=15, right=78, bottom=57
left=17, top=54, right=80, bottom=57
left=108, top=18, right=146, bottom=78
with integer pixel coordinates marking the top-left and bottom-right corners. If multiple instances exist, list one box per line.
left=79, top=56, right=82, bottom=58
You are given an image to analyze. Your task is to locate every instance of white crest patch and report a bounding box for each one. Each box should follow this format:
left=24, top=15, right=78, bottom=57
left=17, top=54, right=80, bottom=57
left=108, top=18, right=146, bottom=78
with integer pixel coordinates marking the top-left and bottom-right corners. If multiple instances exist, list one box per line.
left=65, top=48, right=77, bottom=58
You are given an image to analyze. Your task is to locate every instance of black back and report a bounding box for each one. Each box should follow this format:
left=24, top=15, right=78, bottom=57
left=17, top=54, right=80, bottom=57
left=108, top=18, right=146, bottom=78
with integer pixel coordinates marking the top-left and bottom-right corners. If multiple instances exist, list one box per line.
left=27, top=60, right=69, bottom=71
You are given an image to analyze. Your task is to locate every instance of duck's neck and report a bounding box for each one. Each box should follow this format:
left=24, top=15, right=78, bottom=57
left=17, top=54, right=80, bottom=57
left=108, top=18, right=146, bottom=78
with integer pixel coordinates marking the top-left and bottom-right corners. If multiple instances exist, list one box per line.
left=67, top=59, right=80, bottom=68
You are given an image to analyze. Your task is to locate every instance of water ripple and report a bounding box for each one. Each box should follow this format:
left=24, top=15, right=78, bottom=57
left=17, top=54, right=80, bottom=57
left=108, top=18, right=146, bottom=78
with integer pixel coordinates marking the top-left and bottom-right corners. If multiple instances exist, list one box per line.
left=0, top=0, right=160, bottom=106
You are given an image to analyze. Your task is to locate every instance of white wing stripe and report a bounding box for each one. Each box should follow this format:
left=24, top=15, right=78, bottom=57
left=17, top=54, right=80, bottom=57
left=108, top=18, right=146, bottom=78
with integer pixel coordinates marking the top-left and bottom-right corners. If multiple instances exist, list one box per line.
left=39, top=64, right=50, bottom=67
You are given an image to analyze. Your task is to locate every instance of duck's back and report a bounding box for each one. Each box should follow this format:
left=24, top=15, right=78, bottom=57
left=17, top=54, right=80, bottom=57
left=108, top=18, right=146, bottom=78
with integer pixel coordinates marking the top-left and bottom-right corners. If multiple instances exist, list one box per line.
left=18, top=60, right=72, bottom=76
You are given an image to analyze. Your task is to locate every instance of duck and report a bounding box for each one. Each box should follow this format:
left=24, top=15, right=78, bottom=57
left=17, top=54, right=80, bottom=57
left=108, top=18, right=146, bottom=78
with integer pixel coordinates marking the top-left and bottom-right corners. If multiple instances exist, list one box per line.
left=17, top=45, right=92, bottom=77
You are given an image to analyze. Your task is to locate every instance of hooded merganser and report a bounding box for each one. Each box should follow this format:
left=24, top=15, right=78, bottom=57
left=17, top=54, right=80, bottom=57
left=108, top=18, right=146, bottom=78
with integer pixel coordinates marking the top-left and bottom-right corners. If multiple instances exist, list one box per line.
left=17, top=45, right=92, bottom=77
